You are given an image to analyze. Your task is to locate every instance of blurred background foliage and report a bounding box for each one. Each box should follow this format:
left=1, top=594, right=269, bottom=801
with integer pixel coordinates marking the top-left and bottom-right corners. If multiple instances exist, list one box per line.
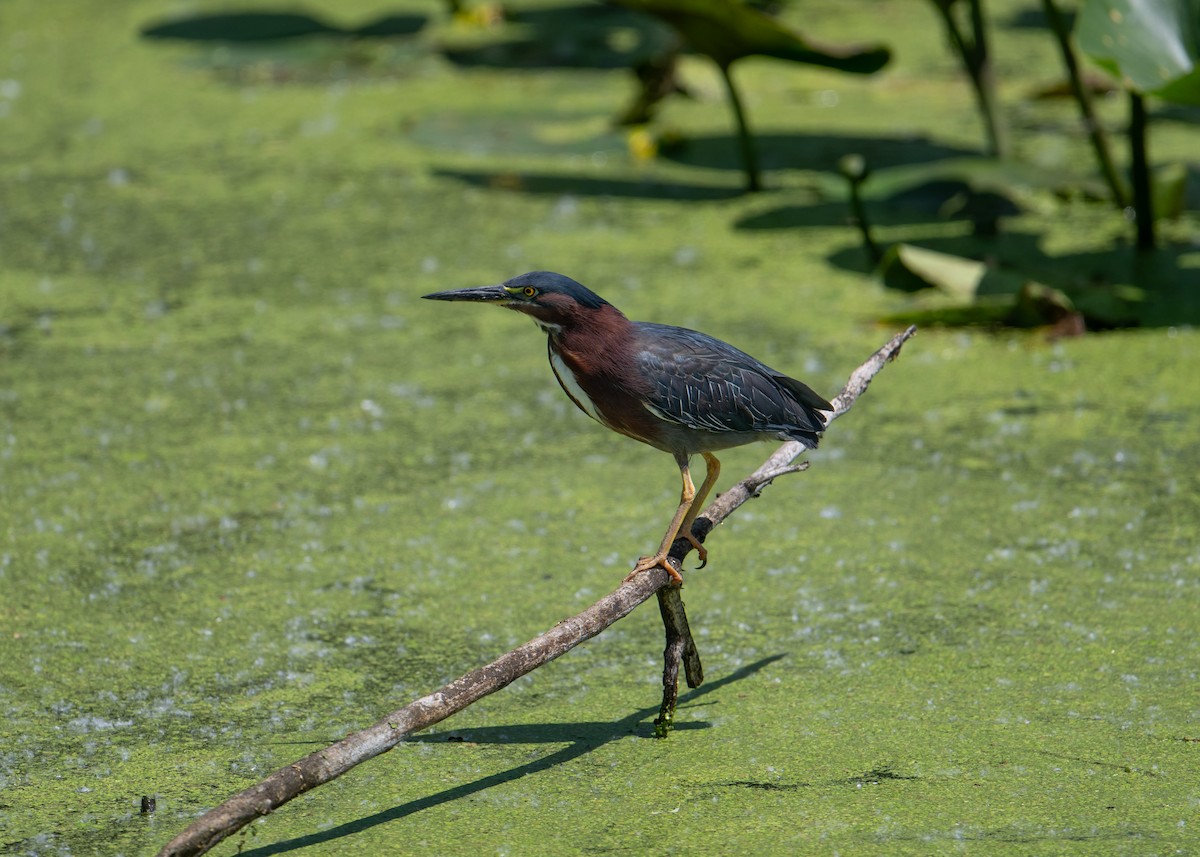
left=133, top=0, right=1200, bottom=332
left=1, top=0, right=1198, bottom=853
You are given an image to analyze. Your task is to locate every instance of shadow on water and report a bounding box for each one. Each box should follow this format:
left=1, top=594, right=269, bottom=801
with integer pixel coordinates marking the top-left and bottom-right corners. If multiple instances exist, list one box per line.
left=139, top=11, right=428, bottom=42
left=736, top=178, right=1021, bottom=232
left=138, top=9, right=432, bottom=84
left=661, top=133, right=977, bottom=174
left=0, top=304, right=114, bottom=357
left=730, top=157, right=1199, bottom=329
left=138, top=4, right=669, bottom=71
left=1003, top=5, right=1071, bottom=30
left=442, top=4, right=673, bottom=70
left=826, top=230, right=1050, bottom=276
left=234, top=655, right=786, bottom=856
left=433, top=168, right=745, bottom=201
left=824, top=229, right=1200, bottom=328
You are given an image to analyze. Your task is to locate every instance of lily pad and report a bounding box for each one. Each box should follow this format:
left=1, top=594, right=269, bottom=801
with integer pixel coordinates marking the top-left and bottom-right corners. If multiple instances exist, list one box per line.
left=1075, top=0, right=1200, bottom=104
left=609, top=0, right=890, bottom=71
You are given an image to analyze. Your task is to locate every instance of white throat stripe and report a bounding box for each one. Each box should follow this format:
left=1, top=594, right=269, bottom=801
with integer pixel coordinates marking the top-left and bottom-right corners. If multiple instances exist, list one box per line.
left=549, top=351, right=603, bottom=424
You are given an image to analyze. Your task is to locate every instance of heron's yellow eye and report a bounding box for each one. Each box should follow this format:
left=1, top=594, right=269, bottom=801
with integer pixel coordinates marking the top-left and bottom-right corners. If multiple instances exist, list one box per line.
left=522, top=287, right=537, bottom=298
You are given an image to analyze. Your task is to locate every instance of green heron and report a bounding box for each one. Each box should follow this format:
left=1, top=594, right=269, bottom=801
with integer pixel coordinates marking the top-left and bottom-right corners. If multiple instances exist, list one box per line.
left=423, top=271, right=832, bottom=584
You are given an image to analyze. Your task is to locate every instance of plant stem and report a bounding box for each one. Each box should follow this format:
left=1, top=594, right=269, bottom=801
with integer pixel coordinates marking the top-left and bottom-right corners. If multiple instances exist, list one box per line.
left=848, top=173, right=882, bottom=265
left=1128, top=91, right=1155, bottom=250
left=930, top=0, right=1007, bottom=158
left=718, top=62, right=761, bottom=192
left=1040, top=0, right=1127, bottom=208
left=967, top=0, right=1008, bottom=158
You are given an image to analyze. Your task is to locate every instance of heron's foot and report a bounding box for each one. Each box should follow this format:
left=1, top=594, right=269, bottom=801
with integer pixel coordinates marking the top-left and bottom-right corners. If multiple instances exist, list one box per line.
left=623, top=552, right=683, bottom=585
left=683, top=530, right=708, bottom=569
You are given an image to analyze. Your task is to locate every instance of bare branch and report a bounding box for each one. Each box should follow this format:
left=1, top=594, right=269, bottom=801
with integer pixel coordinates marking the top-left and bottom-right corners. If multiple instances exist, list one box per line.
left=700, top=324, right=915, bottom=530
left=156, top=325, right=915, bottom=857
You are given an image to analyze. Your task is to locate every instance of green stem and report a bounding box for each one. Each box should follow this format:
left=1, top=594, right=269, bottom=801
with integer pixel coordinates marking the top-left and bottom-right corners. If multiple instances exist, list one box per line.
left=1128, top=91, right=1155, bottom=251
left=930, top=0, right=1006, bottom=158
left=848, top=177, right=881, bottom=265
left=1040, top=0, right=1127, bottom=208
left=967, top=0, right=1007, bottom=158
left=717, top=62, right=761, bottom=193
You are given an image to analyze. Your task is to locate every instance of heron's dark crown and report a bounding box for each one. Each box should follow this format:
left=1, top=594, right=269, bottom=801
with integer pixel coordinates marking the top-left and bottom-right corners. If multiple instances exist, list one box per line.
left=504, top=271, right=612, bottom=311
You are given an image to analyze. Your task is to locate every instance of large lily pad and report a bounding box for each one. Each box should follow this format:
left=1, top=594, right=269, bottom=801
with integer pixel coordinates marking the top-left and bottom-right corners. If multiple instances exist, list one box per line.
left=1075, top=0, right=1200, bottom=104
left=609, top=0, right=890, bottom=71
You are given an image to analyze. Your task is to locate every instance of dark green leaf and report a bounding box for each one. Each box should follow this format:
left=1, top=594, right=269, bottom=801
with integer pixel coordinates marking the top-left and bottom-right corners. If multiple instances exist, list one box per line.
left=1075, top=0, right=1200, bottom=104
left=609, top=0, right=890, bottom=71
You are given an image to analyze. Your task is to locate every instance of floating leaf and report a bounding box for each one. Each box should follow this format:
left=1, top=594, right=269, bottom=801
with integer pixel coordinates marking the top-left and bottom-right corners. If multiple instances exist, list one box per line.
left=608, top=0, right=890, bottom=71
left=878, top=243, right=1033, bottom=300
left=606, top=0, right=888, bottom=191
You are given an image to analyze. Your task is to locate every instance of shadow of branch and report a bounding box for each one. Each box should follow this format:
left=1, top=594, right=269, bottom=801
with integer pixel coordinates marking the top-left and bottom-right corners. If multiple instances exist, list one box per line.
left=236, top=654, right=785, bottom=855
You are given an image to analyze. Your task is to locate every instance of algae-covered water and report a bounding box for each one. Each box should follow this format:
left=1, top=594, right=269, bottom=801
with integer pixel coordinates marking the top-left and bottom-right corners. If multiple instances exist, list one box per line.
left=1, top=0, right=1197, bottom=854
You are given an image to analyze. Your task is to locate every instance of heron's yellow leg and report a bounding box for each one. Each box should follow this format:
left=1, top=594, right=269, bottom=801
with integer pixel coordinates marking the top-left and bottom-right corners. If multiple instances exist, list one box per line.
left=625, top=458, right=696, bottom=584
left=678, top=452, right=720, bottom=565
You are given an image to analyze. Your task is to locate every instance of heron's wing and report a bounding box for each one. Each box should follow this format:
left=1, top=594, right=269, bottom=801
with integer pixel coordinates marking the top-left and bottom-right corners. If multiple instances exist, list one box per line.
left=633, top=323, right=830, bottom=438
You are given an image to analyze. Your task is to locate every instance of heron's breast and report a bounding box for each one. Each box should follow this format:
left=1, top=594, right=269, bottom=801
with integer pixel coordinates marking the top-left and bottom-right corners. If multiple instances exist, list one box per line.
left=548, top=348, right=665, bottom=447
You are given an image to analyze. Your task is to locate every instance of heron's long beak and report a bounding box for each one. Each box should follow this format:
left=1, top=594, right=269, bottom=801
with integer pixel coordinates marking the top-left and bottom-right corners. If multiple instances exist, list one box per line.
left=421, top=285, right=509, bottom=303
